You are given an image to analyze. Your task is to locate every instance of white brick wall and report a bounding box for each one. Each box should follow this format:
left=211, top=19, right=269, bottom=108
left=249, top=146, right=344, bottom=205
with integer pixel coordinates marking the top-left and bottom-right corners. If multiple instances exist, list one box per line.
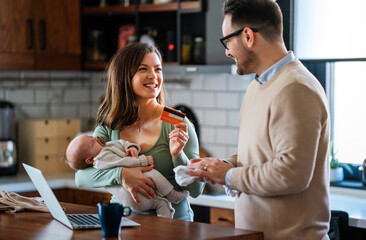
left=165, top=72, right=251, bottom=159
left=0, top=70, right=252, bottom=159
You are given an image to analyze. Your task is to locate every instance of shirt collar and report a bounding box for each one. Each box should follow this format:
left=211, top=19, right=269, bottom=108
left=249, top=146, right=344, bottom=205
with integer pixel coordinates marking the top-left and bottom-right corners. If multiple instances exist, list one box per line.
left=254, top=51, right=296, bottom=84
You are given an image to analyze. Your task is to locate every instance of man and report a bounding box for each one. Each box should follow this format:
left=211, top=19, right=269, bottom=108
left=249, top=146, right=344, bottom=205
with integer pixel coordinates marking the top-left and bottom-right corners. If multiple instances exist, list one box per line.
left=188, top=0, right=330, bottom=239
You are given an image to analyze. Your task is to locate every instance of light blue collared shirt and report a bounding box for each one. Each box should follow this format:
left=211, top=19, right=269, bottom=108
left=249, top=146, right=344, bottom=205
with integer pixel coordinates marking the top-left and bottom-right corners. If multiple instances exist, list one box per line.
left=224, top=51, right=296, bottom=189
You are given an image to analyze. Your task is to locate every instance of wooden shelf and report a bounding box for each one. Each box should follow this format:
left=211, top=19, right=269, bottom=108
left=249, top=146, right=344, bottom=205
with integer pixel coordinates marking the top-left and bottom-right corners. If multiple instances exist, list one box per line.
left=83, top=5, right=136, bottom=14
left=83, top=1, right=200, bottom=14
left=83, top=61, right=109, bottom=70
left=83, top=61, right=178, bottom=70
left=181, top=1, right=200, bottom=11
left=139, top=2, right=178, bottom=13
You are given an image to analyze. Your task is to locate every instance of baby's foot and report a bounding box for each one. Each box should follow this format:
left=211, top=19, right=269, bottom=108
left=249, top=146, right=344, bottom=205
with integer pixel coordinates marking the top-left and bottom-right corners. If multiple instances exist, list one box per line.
left=165, top=190, right=189, bottom=204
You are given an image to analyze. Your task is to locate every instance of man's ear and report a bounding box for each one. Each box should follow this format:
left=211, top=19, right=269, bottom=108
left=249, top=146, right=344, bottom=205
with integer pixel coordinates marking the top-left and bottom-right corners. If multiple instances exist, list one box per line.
left=242, top=27, right=256, bottom=48
left=85, top=157, right=94, bottom=165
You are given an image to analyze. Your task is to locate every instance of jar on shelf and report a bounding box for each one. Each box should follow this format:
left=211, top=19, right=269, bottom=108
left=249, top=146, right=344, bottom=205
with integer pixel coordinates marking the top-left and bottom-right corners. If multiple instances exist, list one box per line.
left=86, top=30, right=107, bottom=62
left=181, top=34, right=192, bottom=64
left=193, top=36, right=205, bottom=64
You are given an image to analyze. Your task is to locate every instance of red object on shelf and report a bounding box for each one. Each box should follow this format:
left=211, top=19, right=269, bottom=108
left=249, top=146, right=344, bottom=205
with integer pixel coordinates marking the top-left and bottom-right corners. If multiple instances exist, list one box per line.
left=118, top=25, right=136, bottom=50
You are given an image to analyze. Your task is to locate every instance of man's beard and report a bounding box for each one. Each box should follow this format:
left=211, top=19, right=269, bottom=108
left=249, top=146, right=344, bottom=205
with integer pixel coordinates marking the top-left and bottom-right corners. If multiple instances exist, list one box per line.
left=236, top=45, right=257, bottom=75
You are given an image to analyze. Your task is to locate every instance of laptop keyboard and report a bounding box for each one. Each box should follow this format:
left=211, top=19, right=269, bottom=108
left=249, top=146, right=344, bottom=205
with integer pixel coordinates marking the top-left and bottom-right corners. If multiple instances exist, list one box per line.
left=67, top=214, right=100, bottom=226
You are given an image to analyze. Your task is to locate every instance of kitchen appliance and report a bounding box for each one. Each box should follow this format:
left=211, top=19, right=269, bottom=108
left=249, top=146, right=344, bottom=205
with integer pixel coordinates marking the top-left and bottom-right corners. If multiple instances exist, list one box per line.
left=0, top=100, right=17, bottom=175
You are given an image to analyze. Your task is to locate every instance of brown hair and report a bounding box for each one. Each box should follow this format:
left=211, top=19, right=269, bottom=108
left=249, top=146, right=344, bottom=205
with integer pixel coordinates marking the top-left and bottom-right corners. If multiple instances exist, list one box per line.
left=223, top=0, right=283, bottom=42
left=65, top=136, right=94, bottom=170
left=65, top=147, right=92, bottom=170
left=96, top=42, right=165, bottom=130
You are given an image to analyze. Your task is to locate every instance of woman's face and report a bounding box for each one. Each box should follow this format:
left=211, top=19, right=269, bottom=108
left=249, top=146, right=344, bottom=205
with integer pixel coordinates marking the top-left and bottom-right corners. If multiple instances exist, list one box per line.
left=132, top=52, right=163, bottom=101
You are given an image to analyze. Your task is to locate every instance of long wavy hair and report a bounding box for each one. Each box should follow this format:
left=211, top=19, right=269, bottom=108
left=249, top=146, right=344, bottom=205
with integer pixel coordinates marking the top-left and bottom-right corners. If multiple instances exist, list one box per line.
left=96, top=42, right=165, bottom=130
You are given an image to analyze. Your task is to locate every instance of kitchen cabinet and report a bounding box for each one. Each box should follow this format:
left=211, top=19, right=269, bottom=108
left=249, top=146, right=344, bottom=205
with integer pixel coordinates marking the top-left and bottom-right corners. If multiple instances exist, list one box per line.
left=81, top=0, right=205, bottom=70
left=210, top=207, right=235, bottom=227
left=18, top=119, right=81, bottom=174
left=20, top=188, right=112, bottom=206
left=0, top=0, right=81, bottom=70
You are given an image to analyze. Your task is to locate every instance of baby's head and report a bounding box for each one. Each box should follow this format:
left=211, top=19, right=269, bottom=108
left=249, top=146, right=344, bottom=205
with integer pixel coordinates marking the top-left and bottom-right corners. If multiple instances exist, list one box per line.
left=66, top=135, right=106, bottom=170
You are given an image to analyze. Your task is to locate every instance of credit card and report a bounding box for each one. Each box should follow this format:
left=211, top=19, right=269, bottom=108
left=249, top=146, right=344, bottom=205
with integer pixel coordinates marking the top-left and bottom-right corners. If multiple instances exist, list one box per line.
left=160, top=106, right=186, bottom=125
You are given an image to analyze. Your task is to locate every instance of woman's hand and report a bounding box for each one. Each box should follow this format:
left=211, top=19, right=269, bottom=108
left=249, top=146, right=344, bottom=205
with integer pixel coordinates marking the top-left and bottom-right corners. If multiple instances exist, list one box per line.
left=169, top=123, right=189, bottom=159
left=121, top=166, right=156, bottom=204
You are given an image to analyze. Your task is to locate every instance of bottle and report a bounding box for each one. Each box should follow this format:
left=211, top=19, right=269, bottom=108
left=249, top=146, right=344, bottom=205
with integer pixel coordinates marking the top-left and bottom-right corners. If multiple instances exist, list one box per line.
left=181, top=34, right=192, bottom=64
left=193, top=36, right=205, bottom=64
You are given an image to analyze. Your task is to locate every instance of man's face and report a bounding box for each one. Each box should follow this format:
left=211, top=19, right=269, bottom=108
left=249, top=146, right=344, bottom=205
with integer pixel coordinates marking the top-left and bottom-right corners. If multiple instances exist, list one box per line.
left=222, top=15, right=257, bottom=75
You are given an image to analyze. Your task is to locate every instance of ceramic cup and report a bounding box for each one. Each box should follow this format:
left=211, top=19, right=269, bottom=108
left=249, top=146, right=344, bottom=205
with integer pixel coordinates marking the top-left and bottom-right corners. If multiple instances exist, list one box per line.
left=97, top=202, right=132, bottom=238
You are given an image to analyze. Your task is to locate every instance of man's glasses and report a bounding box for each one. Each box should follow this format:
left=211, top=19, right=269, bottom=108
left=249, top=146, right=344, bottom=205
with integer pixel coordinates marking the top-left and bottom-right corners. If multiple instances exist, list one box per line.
left=220, top=27, right=259, bottom=49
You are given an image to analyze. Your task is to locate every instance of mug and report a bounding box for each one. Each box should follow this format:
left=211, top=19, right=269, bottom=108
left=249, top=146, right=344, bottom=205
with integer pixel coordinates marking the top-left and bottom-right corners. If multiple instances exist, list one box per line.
left=97, top=202, right=132, bottom=238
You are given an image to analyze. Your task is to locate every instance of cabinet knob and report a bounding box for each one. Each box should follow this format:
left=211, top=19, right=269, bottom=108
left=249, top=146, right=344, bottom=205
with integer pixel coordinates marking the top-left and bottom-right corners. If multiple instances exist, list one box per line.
left=44, top=138, right=49, bottom=143
left=45, top=155, right=49, bottom=161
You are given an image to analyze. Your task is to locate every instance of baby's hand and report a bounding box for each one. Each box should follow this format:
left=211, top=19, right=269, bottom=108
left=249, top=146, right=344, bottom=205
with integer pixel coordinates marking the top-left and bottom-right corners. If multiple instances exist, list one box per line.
left=126, top=146, right=138, bottom=157
left=146, top=156, right=154, bottom=166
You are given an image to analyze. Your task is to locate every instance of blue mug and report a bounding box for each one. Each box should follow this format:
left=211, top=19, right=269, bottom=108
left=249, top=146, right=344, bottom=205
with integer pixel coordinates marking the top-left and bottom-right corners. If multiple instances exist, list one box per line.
left=97, top=202, right=132, bottom=238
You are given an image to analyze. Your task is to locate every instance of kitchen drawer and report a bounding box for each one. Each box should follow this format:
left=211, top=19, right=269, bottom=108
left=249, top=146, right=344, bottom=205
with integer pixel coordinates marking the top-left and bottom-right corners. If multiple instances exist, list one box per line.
left=34, top=137, right=59, bottom=155
left=58, top=119, right=81, bottom=137
left=18, top=118, right=80, bottom=174
left=33, top=154, right=70, bottom=174
left=58, top=136, right=73, bottom=153
left=210, top=207, right=235, bottom=227
left=34, top=120, right=59, bottom=138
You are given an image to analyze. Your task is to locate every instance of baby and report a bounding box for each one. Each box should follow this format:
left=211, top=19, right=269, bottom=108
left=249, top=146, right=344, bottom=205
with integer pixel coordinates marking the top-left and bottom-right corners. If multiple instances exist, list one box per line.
left=66, top=134, right=189, bottom=218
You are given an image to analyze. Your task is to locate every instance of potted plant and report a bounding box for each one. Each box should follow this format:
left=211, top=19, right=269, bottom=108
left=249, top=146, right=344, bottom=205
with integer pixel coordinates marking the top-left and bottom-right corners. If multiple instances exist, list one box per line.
left=329, top=141, right=345, bottom=182
left=329, top=142, right=354, bottom=182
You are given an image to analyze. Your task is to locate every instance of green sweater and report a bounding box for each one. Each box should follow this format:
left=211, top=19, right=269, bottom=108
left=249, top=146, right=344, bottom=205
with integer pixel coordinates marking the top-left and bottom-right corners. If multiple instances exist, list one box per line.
left=75, top=118, right=205, bottom=221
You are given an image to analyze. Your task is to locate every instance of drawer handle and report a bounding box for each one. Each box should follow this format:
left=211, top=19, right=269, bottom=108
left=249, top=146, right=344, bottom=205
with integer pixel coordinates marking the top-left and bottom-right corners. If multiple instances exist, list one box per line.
left=44, top=120, right=49, bottom=125
left=66, top=136, right=71, bottom=142
left=45, top=155, right=49, bottom=161
left=44, top=138, right=49, bottom=143
left=66, top=119, right=71, bottom=124
left=218, top=217, right=229, bottom=222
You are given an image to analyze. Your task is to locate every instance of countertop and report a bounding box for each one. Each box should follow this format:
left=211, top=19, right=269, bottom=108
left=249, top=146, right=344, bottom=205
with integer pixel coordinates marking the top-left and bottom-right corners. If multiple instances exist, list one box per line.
left=1, top=173, right=366, bottom=229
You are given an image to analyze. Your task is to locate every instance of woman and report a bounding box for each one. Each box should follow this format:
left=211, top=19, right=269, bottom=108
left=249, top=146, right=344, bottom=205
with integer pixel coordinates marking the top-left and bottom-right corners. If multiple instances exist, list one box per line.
left=75, top=42, right=205, bottom=221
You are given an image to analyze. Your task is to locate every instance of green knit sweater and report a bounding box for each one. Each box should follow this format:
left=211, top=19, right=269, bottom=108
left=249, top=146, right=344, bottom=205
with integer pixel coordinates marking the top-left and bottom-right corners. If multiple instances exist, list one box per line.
left=75, top=118, right=205, bottom=221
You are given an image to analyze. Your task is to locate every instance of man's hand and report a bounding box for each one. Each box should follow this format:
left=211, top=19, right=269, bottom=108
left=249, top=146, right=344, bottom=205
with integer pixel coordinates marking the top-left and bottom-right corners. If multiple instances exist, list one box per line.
left=188, top=158, right=233, bottom=185
left=126, top=146, right=139, bottom=157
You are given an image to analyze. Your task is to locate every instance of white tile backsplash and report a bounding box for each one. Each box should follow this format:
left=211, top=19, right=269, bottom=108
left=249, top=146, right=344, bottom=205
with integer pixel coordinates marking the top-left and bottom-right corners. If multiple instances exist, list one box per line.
left=50, top=104, right=78, bottom=118
left=203, top=73, right=228, bottom=91
left=19, top=104, right=49, bottom=119
left=64, top=88, right=89, bottom=103
left=166, top=90, right=192, bottom=107
left=204, top=110, right=227, bottom=126
left=228, top=74, right=253, bottom=91
left=228, top=110, right=240, bottom=127
left=6, top=89, right=34, bottom=104
left=1, top=70, right=250, bottom=160
left=203, top=144, right=228, bottom=159
left=193, top=92, right=215, bottom=108
left=216, top=128, right=238, bottom=145
left=216, top=92, right=240, bottom=109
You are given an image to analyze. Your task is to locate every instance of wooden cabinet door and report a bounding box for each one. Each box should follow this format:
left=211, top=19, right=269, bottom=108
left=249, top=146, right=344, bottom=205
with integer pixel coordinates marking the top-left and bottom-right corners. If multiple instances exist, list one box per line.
left=34, top=0, right=81, bottom=70
left=210, top=207, right=235, bottom=227
left=0, top=0, right=35, bottom=70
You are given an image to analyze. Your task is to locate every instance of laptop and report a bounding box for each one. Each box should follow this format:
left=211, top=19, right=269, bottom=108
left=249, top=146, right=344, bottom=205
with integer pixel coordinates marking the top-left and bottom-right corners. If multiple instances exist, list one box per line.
left=22, top=163, right=140, bottom=229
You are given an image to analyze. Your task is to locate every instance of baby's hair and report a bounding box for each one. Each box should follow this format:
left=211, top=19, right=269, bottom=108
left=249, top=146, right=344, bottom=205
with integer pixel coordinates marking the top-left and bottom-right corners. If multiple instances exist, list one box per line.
left=65, top=137, right=94, bottom=170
